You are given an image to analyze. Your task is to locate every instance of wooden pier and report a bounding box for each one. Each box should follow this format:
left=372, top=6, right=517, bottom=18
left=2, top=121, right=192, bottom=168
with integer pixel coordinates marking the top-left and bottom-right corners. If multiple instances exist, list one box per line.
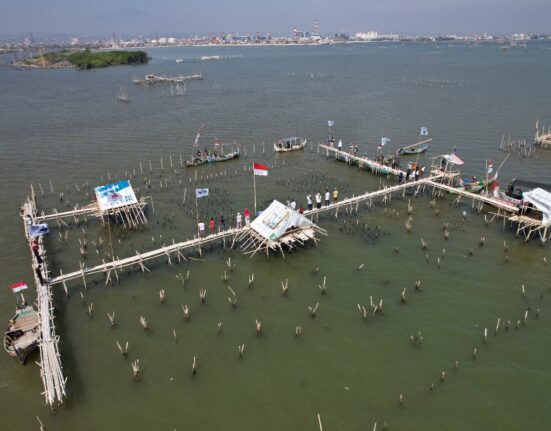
left=320, top=144, right=406, bottom=176
left=48, top=228, right=245, bottom=287
left=424, top=180, right=519, bottom=213
left=34, top=198, right=149, bottom=230
left=21, top=198, right=66, bottom=407
left=305, top=175, right=519, bottom=225
left=535, top=121, right=551, bottom=149
left=305, top=178, right=432, bottom=216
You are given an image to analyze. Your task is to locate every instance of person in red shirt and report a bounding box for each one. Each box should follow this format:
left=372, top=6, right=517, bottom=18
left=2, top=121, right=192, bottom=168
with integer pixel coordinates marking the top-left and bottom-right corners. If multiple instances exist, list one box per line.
left=244, top=208, right=251, bottom=226
left=209, top=217, right=216, bottom=235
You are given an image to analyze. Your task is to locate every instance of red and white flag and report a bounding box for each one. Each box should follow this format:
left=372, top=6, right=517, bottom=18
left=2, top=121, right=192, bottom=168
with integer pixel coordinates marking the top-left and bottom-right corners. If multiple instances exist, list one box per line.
left=10, top=282, right=29, bottom=293
left=253, top=162, right=269, bottom=176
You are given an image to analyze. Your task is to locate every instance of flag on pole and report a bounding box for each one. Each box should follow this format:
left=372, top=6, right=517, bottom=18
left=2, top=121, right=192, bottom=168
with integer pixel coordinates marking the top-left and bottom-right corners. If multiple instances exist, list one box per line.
left=445, top=153, right=464, bottom=165
left=195, top=188, right=209, bottom=198
left=253, top=162, right=269, bottom=176
left=381, top=137, right=390, bottom=146
left=28, top=223, right=49, bottom=237
left=10, top=282, right=28, bottom=293
left=327, top=120, right=335, bottom=127
left=420, top=127, right=429, bottom=136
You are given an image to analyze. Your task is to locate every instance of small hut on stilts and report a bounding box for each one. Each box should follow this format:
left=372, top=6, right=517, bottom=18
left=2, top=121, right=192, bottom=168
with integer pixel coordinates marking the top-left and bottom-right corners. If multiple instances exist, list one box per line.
left=236, top=200, right=327, bottom=258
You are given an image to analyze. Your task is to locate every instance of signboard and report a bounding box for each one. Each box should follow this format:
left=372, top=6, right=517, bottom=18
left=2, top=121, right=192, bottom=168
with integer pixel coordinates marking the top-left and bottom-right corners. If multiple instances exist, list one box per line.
left=94, top=180, right=138, bottom=211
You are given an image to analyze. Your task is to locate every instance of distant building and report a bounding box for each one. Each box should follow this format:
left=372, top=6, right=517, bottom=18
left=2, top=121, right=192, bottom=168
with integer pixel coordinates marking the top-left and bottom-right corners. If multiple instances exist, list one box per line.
left=355, top=31, right=378, bottom=41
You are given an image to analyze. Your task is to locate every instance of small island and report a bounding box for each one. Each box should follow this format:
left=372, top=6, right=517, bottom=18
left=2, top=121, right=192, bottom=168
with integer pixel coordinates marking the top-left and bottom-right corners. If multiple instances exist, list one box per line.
left=13, top=49, right=149, bottom=69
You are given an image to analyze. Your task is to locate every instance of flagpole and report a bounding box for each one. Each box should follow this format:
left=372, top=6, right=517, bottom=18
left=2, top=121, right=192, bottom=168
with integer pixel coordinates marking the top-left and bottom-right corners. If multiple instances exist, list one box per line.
left=195, top=193, right=199, bottom=234
left=253, top=168, right=257, bottom=216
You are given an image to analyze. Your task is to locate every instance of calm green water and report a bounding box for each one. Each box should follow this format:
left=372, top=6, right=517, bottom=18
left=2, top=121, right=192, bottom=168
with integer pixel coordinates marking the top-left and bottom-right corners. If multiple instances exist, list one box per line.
left=1, top=42, right=551, bottom=430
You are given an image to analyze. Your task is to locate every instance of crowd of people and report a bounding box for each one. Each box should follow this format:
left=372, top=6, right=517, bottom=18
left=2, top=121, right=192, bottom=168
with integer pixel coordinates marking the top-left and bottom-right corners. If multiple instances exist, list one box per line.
left=196, top=186, right=342, bottom=236
left=197, top=208, right=251, bottom=237
left=398, top=162, right=426, bottom=183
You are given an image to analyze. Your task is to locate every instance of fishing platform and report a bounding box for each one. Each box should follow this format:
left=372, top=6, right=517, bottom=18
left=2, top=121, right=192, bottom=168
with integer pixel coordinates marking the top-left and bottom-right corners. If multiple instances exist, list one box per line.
left=34, top=180, right=150, bottom=229
left=535, top=121, right=551, bottom=149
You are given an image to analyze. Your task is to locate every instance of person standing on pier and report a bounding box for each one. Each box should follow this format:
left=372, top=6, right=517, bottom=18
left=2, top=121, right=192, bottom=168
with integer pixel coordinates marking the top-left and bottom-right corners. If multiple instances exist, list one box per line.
left=198, top=220, right=205, bottom=237
left=219, top=214, right=226, bottom=231
left=31, top=239, right=43, bottom=264
left=244, top=208, right=251, bottom=225
left=315, top=192, right=322, bottom=209
left=236, top=212, right=243, bottom=229
left=338, top=139, right=343, bottom=151
left=333, top=188, right=338, bottom=202
left=307, top=194, right=313, bottom=211
left=34, top=264, right=45, bottom=285
left=209, top=217, right=216, bottom=235
left=325, top=188, right=331, bottom=206
left=398, top=171, right=404, bottom=184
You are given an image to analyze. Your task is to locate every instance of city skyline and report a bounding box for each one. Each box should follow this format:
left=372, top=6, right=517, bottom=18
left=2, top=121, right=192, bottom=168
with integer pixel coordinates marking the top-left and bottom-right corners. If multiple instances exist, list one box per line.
left=1, top=0, right=550, bottom=38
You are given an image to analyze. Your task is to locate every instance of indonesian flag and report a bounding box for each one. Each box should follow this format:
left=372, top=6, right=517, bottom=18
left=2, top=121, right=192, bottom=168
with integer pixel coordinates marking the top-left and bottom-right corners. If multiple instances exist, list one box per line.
left=253, top=162, right=269, bottom=176
left=445, top=153, right=464, bottom=165
left=10, top=282, right=29, bottom=293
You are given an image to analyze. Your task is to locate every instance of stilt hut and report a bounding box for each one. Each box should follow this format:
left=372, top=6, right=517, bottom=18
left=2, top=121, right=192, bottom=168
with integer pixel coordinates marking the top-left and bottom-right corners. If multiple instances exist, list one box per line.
left=237, top=200, right=327, bottom=258
left=94, top=180, right=148, bottom=228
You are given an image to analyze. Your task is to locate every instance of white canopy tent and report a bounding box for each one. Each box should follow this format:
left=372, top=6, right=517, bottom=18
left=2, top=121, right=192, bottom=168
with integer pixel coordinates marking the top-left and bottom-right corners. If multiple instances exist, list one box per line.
left=523, top=188, right=551, bottom=225
left=250, top=200, right=314, bottom=242
left=238, top=200, right=326, bottom=257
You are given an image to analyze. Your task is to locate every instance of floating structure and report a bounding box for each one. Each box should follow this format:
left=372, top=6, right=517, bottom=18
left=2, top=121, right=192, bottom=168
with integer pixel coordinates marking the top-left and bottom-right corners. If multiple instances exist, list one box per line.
left=535, top=121, right=551, bottom=149
left=185, top=146, right=240, bottom=167
left=398, top=138, right=432, bottom=155
left=274, top=137, right=307, bottom=153
left=4, top=302, right=40, bottom=363
left=133, top=73, right=203, bottom=85
left=237, top=200, right=326, bottom=257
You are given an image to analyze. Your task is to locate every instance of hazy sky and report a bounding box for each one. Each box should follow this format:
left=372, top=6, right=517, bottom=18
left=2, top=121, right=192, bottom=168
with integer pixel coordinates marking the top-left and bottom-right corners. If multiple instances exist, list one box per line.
left=1, top=0, right=549, bottom=37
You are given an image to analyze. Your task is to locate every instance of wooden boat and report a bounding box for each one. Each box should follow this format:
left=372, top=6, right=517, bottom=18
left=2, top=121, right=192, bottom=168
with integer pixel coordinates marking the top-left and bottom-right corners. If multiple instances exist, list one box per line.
left=458, top=176, right=497, bottom=194
left=185, top=146, right=240, bottom=167
left=399, top=143, right=428, bottom=155
left=274, top=137, right=306, bottom=153
left=4, top=304, right=40, bottom=364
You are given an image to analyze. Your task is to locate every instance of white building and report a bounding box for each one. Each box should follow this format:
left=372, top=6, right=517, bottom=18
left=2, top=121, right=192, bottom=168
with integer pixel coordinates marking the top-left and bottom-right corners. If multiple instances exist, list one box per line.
left=355, top=31, right=378, bottom=41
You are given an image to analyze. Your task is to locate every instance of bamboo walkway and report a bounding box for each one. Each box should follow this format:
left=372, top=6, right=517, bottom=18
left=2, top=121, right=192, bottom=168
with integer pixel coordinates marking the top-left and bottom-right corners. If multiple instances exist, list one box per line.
left=48, top=227, right=245, bottom=287
left=35, top=204, right=97, bottom=222
left=424, top=180, right=519, bottom=213
left=305, top=178, right=432, bottom=216
left=21, top=198, right=66, bottom=406
left=320, top=144, right=406, bottom=176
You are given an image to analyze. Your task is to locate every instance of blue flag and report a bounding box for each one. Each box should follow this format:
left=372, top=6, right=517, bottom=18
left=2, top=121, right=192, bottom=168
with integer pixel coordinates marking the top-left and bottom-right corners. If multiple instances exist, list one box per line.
left=195, top=188, right=209, bottom=198
left=327, top=120, right=335, bottom=127
left=381, top=137, right=390, bottom=146
left=420, top=127, right=429, bottom=136
left=28, top=223, right=49, bottom=237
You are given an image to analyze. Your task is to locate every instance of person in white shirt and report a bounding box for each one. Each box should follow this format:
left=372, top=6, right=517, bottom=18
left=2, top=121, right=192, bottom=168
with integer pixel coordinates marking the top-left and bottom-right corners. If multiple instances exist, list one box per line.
left=325, top=189, right=330, bottom=206
left=198, top=220, right=205, bottom=237
left=290, top=200, right=297, bottom=210
left=337, top=139, right=343, bottom=151
left=236, top=212, right=242, bottom=229
left=306, top=194, right=313, bottom=211
left=315, top=193, right=322, bottom=209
